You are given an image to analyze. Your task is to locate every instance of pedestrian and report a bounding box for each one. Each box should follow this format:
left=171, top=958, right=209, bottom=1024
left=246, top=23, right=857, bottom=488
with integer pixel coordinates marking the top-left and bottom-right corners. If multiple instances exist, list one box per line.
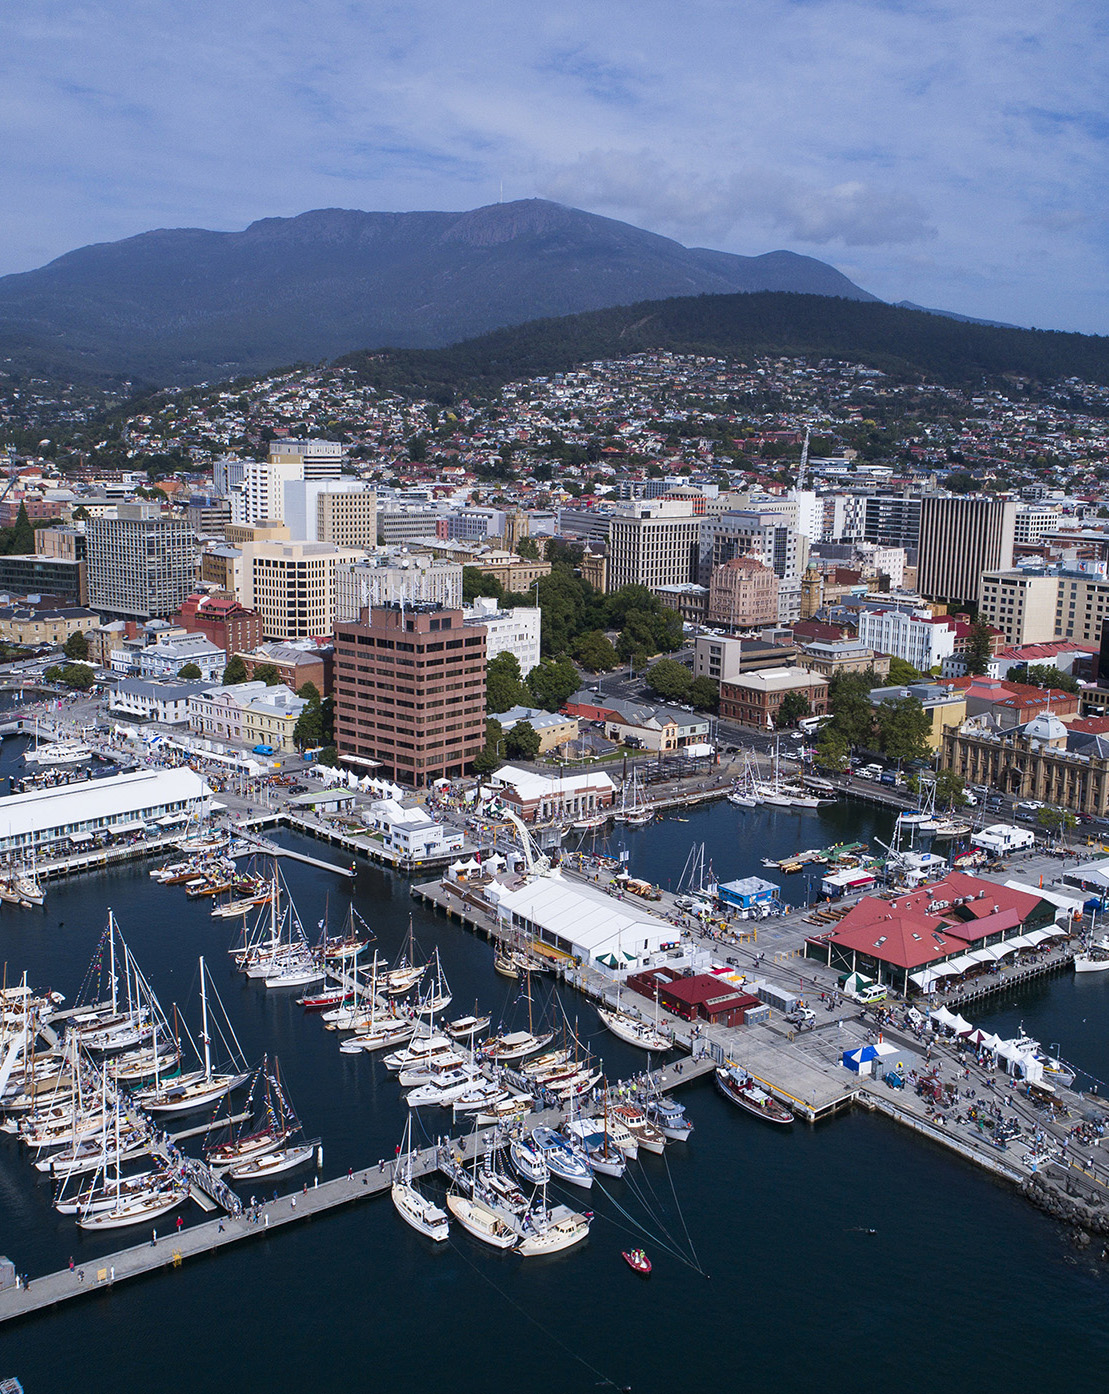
left=68, top=1256, right=74, bottom=1271
left=110, top=1266, right=115, bottom=1283
left=218, top=1220, right=224, bottom=1233
left=151, top=1228, right=157, bottom=1246
left=291, top=1195, right=296, bottom=1210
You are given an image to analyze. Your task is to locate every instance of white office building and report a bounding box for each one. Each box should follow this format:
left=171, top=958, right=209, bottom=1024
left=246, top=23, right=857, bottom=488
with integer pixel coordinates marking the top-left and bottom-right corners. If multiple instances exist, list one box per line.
left=463, top=597, right=541, bottom=676
left=858, top=607, right=957, bottom=670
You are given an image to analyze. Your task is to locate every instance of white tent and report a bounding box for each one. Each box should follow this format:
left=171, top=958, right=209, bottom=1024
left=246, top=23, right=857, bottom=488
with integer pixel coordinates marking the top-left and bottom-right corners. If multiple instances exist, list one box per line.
left=949, top=1013, right=974, bottom=1035
left=930, top=1006, right=959, bottom=1031
left=1024, top=928, right=1054, bottom=945
left=939, top=953, right=979, bottom=976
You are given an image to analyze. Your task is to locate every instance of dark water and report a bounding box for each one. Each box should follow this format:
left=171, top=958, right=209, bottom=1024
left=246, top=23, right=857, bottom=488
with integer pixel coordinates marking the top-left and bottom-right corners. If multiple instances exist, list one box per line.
left=4, top=765, right=1108, bottom=1394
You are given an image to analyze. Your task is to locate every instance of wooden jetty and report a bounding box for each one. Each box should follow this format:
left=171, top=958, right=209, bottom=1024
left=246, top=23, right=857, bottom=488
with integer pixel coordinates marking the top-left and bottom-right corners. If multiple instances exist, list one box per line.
left=234, top=830, right=355, bottom=879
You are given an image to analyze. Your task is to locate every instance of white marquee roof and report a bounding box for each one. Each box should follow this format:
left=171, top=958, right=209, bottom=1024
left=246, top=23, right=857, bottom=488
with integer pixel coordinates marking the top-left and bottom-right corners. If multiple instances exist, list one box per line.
left=492, top=875, right=672, bottom=962
left=0, top=768, right=210, bottom=839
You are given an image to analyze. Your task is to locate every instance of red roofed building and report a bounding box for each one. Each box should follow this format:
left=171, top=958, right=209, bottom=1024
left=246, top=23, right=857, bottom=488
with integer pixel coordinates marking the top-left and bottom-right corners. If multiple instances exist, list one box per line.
left=945, top=675, right=1080, bottom=728
left=177, top=594, right=264, bottom=658
left=804, top=872, right=1054, bottom=994
left=624, top=967, right=762, bottom=1026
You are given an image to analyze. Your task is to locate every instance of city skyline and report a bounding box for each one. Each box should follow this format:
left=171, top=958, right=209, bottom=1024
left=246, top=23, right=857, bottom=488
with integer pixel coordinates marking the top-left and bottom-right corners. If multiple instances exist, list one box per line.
left=3, top=0, right=1107, bottom=336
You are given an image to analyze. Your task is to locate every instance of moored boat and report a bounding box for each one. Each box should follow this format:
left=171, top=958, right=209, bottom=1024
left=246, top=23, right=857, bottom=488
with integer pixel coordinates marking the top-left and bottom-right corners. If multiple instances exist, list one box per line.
left=715, top=1066, right=793, bottom=1124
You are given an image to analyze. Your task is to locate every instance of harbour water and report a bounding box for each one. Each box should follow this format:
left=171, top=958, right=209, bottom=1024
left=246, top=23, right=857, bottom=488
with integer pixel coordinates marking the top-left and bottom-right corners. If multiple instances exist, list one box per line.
left=4, top=745, right=1109, bottom=1392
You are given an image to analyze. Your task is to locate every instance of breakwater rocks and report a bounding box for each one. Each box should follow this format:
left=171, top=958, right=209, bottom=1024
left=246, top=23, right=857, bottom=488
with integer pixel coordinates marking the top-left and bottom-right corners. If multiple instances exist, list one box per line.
left=1021, top=1173, right=1109, bottom=1247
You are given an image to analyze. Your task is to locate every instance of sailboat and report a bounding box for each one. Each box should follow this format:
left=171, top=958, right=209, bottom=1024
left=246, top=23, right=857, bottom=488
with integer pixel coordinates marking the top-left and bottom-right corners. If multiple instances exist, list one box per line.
left=391, top=1114, right=450, bottom=1241
left=614, top=766, right=653, bottom=827
left=131, top=957, right=250, bottom=1115
left=77, top=1109, right=189, bottom=1231
left=383, top=917, right=430, bottom=996
left=205, top=1056, right=298, bottom=1168
left=728, top=755, right=759, bottom=808
left=67, top=912, right=155, bottom=1055
left=413, top=947, right=452, bottom=1017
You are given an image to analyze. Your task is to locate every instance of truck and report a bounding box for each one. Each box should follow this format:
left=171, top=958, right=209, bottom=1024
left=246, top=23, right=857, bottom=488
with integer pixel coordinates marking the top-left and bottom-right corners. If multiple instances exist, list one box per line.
left=613, top=873, right=662, bottom=901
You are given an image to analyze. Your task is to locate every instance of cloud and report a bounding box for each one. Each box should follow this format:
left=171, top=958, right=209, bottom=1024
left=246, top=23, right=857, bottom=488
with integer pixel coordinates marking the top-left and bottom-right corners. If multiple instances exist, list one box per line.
left=538, top=151, right=935, bottom=247
left=1, top=0, right=1108, bottom=332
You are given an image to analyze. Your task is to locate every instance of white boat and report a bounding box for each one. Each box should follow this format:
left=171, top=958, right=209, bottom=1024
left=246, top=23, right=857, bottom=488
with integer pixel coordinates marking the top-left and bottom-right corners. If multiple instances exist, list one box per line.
left=227, top=1141, right=317, bottom=1181
left=610, top=1103, right=668, bottom=1153
left=132, top=956, right=250, bottom=1114
left=571, top=812, right=609, bottom=831
left=1075, top=949, right=1109, bottom=973
left=391, top=1115, right=449, bottom=1241
left=447, top=1012, right=491, bottom=1040
left=482, top=1029, right=555, bottom=1062
left=597, top=1005, right=672, bottom=1054
left=530, top=1125, right=593, bottom=1188
left=445, top=1192, right=518, bottom=1249
left=78, top=1183, right=189, bottom=1230
left=563, top=1119, right=626, bottom=1178
left=645, top=1095, right=694, bottom=1141
left=24, top=740, right=92, bottom=766
left=509, top=1133, right=550, bottom=1185
left=516, top=1206, right=591, bottom=1256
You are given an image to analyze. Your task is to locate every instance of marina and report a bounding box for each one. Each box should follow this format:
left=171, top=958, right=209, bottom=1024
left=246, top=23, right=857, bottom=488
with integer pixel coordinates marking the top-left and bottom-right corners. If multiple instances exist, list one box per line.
left=3, top=723, right=1109, bottom=1393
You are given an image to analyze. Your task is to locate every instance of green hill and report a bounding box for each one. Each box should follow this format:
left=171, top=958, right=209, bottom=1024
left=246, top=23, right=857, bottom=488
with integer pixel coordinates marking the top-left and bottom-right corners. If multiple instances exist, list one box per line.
left=339, top=291, right=1109, bottom=402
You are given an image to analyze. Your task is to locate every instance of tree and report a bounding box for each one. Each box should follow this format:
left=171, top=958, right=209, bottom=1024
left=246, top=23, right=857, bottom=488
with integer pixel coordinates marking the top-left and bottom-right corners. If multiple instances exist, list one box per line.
left=486, top=652, right=532, bottom=714
left=471, top=718, right=505, bottom=775
left=887, top=656, right=923, bottom=686
left=297, top=681, right=322, bottom=705
left=504, top=720, right=541, bottom=760
left=60, top=663, right=95, bottom=691
left=316, top=745, right=338, bottom=767
left=516, top=536, right=540, bottom=560
left=1008, top=663, right=1080, bottom=696
left=1037, top=806, right=1077, bottom=833
left=177, top=662, right=202, bottom=679
left=462, top=567, right=504, bottom=602
left=526, top=656, right=580, bottom=712
left=688, top=675, right=720, bottom=712
left=814, top=727, right=850, bottom=772
left=933, top=769, right=966, bottom=809
left=775, top=690, right=811, bottom=729
left=8, top=502, right=33, bottom=557
left=294, top=703, right=324, bottom=750
left=962, top=623, right=995, bottom=676
left=874, top=695, right=932, bottom=763
left=44, top=664, right=64, bottom=684
left=253, top=663, right=282, bottom=686
left=826, top=670, right=877, bottom=747
left=63, top=630, right=89, bottom=661
left=573, top=630, right=619, bottom=673
left=222, top=655, right=249, bottom=685
left=644, top=658, right=693, bottom=703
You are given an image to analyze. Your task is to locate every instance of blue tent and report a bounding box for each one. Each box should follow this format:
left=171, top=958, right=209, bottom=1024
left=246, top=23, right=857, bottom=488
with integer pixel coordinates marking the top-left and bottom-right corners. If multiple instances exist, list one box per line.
left=842, top=1045, right=880, bottom=1074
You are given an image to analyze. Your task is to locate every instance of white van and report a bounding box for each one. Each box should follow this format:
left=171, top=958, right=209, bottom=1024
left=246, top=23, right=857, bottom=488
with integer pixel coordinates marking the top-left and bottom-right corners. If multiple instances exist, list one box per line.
left=853, top=982, right=888, bottom=1005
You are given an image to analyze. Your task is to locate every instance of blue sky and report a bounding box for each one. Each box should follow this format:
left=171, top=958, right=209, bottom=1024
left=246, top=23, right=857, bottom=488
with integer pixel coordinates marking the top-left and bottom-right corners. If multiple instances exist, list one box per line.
left=3, top=0, right=1108, bottom=333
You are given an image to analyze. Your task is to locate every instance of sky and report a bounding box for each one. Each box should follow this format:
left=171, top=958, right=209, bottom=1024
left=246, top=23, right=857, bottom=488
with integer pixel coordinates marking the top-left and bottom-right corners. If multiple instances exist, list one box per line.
left=3, top=0, right=1108, bottom=334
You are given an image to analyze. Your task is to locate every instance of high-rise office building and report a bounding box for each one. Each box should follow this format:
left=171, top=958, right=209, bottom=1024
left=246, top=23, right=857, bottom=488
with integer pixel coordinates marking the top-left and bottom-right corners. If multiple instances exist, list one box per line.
left=241, top=541, right=364, bottom=640
left=334, top=603, right=487, bottom=785
left=86, top=504, right=195, bottom=620
left=282, top=479, right=377, bottom=548
left=607, top=500, right=701, bottom=593
left=917, top=496, right=1016, bottom=606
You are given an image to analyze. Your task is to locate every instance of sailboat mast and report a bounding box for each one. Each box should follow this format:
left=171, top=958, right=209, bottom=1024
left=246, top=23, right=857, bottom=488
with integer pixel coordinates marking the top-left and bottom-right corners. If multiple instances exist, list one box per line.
left=199, top=956, right=212, bottom=1080
left=108, top=911, right=118, bottom=1014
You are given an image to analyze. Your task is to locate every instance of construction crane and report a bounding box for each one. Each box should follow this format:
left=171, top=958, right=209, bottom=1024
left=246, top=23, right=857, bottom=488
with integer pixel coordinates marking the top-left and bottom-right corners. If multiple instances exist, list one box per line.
left=795, top=425, right=812, bottom=493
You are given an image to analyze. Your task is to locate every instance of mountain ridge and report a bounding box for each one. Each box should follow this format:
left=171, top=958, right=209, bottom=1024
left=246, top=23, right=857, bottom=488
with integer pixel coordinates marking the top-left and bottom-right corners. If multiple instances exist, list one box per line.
left=0, top=200, right=877, bottom=386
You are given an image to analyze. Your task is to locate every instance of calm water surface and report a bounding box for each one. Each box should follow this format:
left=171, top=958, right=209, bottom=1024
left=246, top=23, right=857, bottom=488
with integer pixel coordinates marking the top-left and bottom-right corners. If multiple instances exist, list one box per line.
left=3, top=759, right=1107, bottom=1393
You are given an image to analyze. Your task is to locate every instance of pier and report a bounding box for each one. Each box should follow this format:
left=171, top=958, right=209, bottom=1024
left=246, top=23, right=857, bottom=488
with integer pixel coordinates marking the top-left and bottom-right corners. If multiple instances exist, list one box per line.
left=232, top=831, right=355, bottom=878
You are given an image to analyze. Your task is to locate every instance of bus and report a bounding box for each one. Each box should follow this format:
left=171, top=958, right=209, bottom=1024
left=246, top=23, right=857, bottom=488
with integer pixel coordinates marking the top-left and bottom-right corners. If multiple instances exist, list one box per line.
left=797, top=714, right=833, bottom=735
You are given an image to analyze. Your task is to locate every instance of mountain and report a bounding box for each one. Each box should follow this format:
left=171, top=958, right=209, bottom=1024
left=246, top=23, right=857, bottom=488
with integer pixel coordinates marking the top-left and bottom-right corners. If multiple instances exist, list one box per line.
left=894, top=300, right=1019, bottom=330
left=337, top=291, right=1109, bottom=403
left=0, top=200, right=877, bottom=386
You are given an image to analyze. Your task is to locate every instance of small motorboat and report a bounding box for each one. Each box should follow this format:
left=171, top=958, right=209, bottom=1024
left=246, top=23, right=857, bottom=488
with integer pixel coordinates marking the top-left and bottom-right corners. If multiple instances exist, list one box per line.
left=622, top=1248, right=652, bottom=1276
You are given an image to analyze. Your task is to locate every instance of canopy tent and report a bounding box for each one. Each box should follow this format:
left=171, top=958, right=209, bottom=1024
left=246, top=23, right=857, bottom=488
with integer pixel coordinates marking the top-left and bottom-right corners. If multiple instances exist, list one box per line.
left=938, top=953, right=980, bottom=977
left=67, top=831, right=94, bottom=844
left=449, top=858, right=482, bottom=875
left=949, top=1013, right=974, bottom=1035
left=841, top=972, right=875, bottom=997
left=1024, top=928, right=1055, bottom=945
left=842, top=1045, right=881, bottom=1075
left=967, top=945, right=1007, bottom=964
left=929, top=1006, right=959, bottom=1031
left=1038, top=924, right=1069, bottom=940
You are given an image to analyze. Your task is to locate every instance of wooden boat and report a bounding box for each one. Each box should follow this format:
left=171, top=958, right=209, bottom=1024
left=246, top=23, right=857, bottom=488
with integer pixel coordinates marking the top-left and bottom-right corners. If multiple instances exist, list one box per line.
left=714, top=1066, right=793, bottom=1125
left=597, top=1005, right=672, bottom=1053
left=622, top=1248, right=652, bottom=1276
left=610, top=1103, right=667, bottom=1154
left=391, top=1115, right=449, bottom=1241
left=445, top=1192, right=517, bottom=1249
left=227, top=1140, right=317, bottom=1181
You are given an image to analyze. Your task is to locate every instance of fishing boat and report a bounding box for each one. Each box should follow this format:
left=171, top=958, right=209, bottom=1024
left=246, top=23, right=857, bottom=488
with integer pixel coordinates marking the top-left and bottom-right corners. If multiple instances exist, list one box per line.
left=445, top=1192, right=518, bottom=1249
left=714, top=1065, right=793, bottom=1124
left=644, top=1095, right=693, bottom=1142
left=622, top=1248, right=652, bottom=1276
left=391, top=1115, right=450, bottom=1241
left=610, top=1103, right=667, bottom=1154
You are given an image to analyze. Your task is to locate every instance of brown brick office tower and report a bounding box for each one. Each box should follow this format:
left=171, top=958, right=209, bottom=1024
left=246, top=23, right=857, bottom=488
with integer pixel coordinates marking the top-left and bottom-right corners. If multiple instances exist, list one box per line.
left=335, top=603, right=487, bottom=786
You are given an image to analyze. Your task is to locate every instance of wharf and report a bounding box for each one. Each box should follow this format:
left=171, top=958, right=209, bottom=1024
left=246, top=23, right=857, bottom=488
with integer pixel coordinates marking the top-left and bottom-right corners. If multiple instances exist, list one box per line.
left=234, top=831, right=355, bottom=879
left=282, top=811, right=479, bottom=875
left=0, top=1051, right=709, bottom=1330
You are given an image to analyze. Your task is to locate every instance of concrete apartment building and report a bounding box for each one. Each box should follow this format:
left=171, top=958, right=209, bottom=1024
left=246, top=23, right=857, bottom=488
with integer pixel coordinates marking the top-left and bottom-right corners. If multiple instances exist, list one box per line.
left=917, top=496, right=1016, bottom=605
left=463, top=597, right=541, bottom=676
left=334, top=603, right=487, bottom=785
left=977, top=570, right=1061, bottom=646
left=234, top=440, right=343, bottom=526
left=86, top=504, right=195, bottom=620
left=241, top=541, right=363, bottom=640
left=857, top=607, right=958, bottom=671
left=607, top=499, right=702, bottom=593
left=706, top=555, right=779, bottom=630
left=283, top=479, right=377, bottom=548
left=862, top=493, right=922, bottom=551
